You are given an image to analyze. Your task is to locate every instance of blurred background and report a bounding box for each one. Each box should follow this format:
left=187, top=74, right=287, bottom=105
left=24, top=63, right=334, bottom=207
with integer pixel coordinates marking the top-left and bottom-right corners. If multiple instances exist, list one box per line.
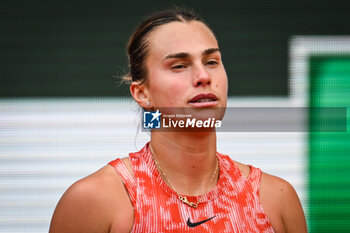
left=1, top=0, right=349, bottom=232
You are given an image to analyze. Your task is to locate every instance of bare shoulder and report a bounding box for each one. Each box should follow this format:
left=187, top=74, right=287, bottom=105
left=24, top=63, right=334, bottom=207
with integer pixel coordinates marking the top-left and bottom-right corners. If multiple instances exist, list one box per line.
left=260, top=172, right=294, bottom=197
left=49, top=160, right=134, bottom=233
left=260, top=172, right=307, bottom=233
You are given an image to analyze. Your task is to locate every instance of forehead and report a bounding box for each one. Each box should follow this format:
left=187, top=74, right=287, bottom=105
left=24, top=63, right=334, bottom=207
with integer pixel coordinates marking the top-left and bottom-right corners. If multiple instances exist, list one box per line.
left=147, top=21, right=219, bottom=58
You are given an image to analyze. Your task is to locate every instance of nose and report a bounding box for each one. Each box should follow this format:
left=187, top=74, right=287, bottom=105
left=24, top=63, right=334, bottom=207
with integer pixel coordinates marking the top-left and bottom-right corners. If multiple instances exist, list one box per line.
left=193, top=64, right=211, bottom=87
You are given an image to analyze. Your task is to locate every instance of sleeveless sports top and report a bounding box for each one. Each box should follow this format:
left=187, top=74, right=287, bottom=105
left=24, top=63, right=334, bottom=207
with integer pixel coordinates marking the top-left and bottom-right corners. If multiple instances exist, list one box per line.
left=109, top=143, right=275, bottom=232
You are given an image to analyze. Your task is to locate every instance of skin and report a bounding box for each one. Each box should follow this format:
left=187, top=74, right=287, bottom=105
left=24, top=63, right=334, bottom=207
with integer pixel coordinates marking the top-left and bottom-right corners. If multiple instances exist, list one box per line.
left=49, top=21, right=307, bottom=233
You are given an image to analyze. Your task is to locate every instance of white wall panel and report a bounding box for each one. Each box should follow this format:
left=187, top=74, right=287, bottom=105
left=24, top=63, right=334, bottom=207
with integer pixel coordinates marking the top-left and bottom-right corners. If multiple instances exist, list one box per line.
left=0, top=98, right=306, bottom=232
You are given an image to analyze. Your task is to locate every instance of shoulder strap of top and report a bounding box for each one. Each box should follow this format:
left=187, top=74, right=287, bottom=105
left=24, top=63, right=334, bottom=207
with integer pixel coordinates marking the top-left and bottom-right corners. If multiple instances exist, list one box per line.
left=109, top=158, right=136, bottom=204
left=247, top=165, right=262, bottom=195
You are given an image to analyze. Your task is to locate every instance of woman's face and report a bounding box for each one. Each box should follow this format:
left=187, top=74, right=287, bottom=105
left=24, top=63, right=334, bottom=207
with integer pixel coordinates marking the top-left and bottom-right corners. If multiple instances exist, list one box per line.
left=145, top=21, right=228, bottom=110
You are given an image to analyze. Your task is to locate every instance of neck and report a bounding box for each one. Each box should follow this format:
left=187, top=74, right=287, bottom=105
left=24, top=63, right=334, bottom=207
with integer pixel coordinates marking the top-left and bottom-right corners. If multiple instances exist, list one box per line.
left=150, top=130, right=218, bottom=196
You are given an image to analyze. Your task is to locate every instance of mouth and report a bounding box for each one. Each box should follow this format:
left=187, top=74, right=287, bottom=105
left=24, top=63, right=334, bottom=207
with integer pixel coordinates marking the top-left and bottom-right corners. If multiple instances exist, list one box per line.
left=188, top=93, right=219, bottom=105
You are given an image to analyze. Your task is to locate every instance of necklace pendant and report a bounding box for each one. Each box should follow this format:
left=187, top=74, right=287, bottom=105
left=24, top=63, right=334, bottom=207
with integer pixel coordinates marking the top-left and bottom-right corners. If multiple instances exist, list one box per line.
left=178, top=195, right=198, bottom=208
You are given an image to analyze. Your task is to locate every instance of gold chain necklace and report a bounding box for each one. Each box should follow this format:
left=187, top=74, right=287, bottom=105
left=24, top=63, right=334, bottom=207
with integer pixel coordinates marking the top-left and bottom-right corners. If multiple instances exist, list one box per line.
left=149, top=144, right=219, bottom=208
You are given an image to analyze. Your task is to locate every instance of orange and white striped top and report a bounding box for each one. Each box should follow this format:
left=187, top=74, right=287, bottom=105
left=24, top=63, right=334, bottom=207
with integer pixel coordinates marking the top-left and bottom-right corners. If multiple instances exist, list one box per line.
left=109, top=143, right=275, bottom=232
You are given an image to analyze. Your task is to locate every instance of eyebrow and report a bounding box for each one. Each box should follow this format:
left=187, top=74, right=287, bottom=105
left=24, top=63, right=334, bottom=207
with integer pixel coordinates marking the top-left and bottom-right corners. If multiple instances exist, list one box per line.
left=202, top=48, right=220, bottom=56
left=163, top=48, right=220, bottom=60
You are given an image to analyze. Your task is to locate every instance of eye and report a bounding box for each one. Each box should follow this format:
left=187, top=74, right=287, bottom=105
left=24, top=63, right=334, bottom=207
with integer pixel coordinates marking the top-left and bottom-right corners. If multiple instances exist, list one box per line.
left=205, top=60, right=219, bottom=66
left=171, top=64, right=187, bottom=70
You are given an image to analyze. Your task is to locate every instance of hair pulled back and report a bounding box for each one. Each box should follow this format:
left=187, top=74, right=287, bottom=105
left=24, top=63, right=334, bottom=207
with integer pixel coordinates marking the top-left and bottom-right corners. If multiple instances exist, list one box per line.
left=123, top=8, right=204, bottom=85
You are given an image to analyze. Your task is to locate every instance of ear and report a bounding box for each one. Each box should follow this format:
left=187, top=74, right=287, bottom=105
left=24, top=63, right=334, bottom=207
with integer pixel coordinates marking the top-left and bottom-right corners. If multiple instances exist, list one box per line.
left=130, top=81, right=151, bottom=108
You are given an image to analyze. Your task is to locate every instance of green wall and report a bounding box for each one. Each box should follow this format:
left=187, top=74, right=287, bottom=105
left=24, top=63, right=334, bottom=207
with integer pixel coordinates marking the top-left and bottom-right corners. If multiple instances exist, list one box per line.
left=2, top=0, right=350, bottom=97
left=309, top=56, right=350, bottom=232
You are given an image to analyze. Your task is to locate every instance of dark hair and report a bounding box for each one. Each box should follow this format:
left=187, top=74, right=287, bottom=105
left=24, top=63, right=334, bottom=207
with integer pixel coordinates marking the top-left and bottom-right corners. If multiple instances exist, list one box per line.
left=123, top=7, right=206, bottom=85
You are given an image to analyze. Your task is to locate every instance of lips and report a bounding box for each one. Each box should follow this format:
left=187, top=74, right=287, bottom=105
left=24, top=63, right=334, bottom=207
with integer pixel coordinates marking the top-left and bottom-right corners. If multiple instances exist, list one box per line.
left=189, top=93, right=218, bottom=103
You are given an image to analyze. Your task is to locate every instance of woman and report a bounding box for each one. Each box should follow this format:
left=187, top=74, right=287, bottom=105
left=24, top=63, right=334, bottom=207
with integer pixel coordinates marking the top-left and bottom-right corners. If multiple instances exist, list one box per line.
left=49, top=8, right=307, bottom=233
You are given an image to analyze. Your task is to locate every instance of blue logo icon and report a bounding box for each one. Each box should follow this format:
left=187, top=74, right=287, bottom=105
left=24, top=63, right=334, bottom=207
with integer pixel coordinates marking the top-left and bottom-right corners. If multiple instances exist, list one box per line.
left=143, top=110, right=162, bottom=129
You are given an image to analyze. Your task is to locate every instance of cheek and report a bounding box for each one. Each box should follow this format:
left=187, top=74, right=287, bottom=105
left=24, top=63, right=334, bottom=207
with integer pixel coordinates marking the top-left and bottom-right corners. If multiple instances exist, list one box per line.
left=213, top=69, right=228, bottom=90
left=223, top=77, right=228, bottom=92
left=164, top=82, right=186, bottom=105
left=220, top=69, right=228, bottom=90
left=150, top=79, right=187, bottom=106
